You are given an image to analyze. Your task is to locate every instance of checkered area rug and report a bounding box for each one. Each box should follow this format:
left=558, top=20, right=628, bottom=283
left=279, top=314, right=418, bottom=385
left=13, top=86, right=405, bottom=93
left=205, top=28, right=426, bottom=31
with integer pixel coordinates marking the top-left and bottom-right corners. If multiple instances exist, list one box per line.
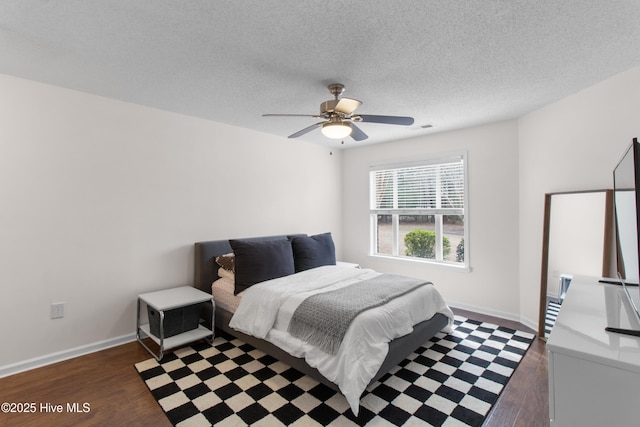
left=135, top=316, right=534, bottom=426
left=545, top=301, right=561, bottom=336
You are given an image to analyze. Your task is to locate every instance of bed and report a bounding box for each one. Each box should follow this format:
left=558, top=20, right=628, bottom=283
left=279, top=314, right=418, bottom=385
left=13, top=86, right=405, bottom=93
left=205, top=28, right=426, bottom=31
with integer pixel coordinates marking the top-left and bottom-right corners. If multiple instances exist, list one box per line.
left=194, top=233, right=453, bottom=414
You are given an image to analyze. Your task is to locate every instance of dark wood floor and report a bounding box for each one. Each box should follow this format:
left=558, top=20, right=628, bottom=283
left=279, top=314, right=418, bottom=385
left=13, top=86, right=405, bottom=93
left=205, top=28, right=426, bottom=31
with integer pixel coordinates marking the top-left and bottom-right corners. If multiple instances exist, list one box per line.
left=0, top=308, right=549, bottom=426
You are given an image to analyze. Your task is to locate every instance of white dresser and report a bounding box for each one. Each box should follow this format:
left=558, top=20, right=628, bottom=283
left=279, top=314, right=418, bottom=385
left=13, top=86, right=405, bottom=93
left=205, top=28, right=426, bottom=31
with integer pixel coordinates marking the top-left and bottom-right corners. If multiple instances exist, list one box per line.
left=547, top=275, right=640, bottom=426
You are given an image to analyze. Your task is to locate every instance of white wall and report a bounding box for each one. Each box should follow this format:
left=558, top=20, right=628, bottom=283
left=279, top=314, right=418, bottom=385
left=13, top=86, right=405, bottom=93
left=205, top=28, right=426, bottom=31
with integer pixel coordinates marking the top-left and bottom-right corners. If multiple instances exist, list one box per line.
left=342, top=120, right=521, bottom=320
left=518, top=65, right=640, bottom=328
left=0, top=74, right=342, bottom=370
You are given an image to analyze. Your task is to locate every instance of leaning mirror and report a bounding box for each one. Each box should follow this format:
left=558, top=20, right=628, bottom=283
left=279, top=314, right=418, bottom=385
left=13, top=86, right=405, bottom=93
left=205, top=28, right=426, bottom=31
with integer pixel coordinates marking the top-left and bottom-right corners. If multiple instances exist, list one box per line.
left=538, top=190, right=614, bottom=339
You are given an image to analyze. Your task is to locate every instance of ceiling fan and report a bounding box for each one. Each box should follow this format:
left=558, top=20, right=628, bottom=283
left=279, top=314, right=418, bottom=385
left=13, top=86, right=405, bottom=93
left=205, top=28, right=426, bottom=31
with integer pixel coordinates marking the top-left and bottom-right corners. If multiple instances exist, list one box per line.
left=263, top=83, right=414, bottom=141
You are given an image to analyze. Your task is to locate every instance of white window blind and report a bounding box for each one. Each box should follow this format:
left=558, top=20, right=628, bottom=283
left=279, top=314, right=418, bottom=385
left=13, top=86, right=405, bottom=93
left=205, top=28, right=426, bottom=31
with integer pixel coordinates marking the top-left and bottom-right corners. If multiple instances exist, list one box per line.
left=371, top=157, right=465, bottom=212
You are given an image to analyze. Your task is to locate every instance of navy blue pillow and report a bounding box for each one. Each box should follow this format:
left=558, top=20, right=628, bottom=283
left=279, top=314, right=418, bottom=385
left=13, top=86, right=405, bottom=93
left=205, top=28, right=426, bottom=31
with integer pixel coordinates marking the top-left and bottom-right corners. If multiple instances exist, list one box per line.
left=291, top=232, right=336, bottom=272
left=229, top=239, right=295, bottom=294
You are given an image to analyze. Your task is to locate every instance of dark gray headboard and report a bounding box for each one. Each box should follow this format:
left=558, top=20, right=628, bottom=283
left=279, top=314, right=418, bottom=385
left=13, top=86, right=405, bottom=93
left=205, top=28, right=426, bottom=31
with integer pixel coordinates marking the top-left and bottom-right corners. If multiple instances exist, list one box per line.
left=194, top=234, right=305, bottom=293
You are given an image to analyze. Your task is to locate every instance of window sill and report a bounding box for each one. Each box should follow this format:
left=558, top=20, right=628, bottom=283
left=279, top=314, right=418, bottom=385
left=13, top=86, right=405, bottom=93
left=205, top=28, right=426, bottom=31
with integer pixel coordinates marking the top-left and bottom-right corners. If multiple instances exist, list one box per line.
left=368, top=254, right=471, bottom=273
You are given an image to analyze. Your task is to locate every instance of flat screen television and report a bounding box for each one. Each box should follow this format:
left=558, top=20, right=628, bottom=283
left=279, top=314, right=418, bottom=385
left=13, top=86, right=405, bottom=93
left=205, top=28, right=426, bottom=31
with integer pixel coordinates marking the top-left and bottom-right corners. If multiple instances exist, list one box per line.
left=608, top=137, right=640, bottom=336
left=614, top=137, right=640, bottom=287
left=613, top=138, right=640, bottom=284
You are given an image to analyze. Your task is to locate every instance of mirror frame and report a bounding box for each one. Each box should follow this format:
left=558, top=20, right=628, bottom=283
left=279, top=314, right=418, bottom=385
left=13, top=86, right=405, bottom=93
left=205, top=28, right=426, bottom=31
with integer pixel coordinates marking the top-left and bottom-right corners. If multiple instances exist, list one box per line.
left=538, top=189, right=614, bottom=339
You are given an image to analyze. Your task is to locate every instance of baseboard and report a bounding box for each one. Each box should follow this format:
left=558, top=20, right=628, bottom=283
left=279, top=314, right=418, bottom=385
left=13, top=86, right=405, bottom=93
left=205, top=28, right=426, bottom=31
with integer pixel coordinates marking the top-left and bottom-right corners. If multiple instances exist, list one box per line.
left=449, top=301, right=538, bottom=334
left=518, top=315, right=538, bottom=334
left=0, top=333, right=137, bottom=378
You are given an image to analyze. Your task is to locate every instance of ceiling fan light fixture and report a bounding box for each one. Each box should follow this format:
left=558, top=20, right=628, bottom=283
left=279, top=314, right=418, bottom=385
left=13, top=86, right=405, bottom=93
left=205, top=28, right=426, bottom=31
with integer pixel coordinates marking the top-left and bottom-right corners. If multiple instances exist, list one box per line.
left=321, top=121, right=352, bottom=139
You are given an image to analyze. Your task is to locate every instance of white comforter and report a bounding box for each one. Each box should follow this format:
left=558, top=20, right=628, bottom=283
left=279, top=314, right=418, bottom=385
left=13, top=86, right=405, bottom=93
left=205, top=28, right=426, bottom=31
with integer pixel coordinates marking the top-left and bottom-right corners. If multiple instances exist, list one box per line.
left=229, top=264, right=454, bottom=415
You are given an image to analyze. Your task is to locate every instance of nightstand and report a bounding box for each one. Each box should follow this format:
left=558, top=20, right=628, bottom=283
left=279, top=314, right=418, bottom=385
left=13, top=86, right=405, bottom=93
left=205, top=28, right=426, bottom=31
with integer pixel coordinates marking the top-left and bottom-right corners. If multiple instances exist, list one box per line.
left=136, top=286, right=214, bottom=361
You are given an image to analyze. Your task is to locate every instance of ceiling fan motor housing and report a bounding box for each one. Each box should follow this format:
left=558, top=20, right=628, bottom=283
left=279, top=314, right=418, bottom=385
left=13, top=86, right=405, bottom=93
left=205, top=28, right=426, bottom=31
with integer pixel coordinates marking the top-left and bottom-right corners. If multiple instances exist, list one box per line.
left=320, top=99, right=340, bottom=114
left=321, top=84, right=360, bottom=115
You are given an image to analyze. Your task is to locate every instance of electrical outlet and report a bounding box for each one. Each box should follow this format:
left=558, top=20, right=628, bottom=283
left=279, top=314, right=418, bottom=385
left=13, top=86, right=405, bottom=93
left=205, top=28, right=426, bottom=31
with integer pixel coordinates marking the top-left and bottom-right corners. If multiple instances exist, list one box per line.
left=51, top=302, right=64, bottom=319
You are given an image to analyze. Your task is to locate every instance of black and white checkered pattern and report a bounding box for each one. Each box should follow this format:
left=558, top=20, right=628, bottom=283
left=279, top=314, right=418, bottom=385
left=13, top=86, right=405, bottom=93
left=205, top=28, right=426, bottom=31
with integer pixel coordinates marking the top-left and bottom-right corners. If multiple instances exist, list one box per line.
left=545, top=301, right=561, bottom=336
left=135, top=316, right=534, bottom=426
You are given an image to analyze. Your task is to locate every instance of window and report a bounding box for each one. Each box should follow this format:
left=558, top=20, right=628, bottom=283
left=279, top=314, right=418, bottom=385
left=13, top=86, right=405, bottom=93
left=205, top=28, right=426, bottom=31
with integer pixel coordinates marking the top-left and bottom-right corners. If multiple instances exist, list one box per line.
left=369, top=153, right=468, bottom=268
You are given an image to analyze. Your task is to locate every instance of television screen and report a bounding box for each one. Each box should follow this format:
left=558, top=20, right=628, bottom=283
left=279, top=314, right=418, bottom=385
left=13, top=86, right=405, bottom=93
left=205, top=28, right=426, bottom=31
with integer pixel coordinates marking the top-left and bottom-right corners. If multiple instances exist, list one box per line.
left=613, top=138, right=640, bottom=285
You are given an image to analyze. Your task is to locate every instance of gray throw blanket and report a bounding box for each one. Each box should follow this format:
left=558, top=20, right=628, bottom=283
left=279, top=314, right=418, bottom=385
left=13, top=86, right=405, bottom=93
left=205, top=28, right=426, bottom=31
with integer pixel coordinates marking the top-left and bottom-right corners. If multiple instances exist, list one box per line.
left=287, top=274, right=431, bottom=355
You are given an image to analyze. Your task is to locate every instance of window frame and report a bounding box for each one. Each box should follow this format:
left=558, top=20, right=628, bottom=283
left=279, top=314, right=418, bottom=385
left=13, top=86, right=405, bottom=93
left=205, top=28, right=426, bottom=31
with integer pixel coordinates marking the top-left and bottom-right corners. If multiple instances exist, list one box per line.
left=368, top=151, right=470, bottom=271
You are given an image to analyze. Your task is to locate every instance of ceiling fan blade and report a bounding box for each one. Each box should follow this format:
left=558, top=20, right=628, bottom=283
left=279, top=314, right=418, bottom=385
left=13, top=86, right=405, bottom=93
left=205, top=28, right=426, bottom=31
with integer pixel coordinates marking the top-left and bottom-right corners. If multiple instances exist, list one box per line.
left=263, top=113, right=320, bottom=118
left=288, top=122, right=324, bottom=138
left=348, top=122, right=368, bottom=141
left=334, top=97, right=362, bottom=115
left=358, top=114, right=414, bottom=126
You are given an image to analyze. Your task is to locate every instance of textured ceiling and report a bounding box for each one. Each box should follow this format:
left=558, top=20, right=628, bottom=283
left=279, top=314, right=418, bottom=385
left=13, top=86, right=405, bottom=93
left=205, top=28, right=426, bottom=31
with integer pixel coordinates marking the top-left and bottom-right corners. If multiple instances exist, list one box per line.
left=1, top=1, right=640, bottom=148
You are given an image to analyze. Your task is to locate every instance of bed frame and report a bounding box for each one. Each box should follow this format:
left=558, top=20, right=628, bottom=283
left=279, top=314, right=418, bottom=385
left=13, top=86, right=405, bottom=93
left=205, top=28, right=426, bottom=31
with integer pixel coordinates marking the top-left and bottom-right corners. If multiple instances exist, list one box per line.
left=194, top=234, right=449, bottom=390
